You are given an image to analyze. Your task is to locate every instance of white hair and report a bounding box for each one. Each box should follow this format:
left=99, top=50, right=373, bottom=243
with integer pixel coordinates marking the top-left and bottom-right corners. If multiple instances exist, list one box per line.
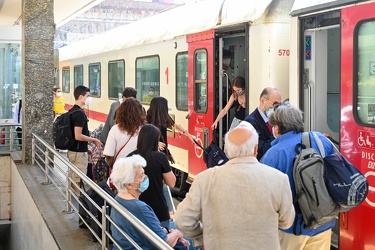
left=110, top=155, right=146, bottom=193
left=224, top=122, right=258, bottom=159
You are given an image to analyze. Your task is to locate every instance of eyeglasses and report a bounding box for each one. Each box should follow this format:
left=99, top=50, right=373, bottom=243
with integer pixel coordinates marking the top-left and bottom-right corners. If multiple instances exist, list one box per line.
left=266, top=99, right=280, bottom=108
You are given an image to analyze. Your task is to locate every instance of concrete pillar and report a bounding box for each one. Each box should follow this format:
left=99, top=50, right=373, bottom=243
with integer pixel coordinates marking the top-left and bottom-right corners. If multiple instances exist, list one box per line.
left=22, top=0, right=55, bottom=163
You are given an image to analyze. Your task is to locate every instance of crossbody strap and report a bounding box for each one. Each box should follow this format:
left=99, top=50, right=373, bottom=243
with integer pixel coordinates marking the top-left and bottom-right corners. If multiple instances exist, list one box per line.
left=114, top=136, right=132, bottom=162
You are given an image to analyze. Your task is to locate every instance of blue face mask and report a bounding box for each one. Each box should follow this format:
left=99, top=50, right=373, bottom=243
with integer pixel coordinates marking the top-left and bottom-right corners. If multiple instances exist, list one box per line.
left=265, top=108, right=274, bottom=117
left=136, top=176, right=149, bottom=193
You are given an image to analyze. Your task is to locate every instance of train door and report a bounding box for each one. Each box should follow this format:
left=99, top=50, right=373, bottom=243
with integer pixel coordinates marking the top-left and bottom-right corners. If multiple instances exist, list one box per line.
left=340, top=2, right=375, bottom=249
left=186, top=28, right=248, bottom=179
left=214, top=27, right=248, bottom=148
left=186, top=29, right=215, bottom=178
left=301, top=12, right=341, bottom=143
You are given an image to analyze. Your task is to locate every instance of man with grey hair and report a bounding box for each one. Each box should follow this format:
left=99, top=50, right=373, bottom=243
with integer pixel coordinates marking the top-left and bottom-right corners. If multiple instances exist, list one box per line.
left=174, top=121, right=294, bottom=250
left=260, top=103, right=335, bottom=250
left=244, top=86, right=282, bottom=160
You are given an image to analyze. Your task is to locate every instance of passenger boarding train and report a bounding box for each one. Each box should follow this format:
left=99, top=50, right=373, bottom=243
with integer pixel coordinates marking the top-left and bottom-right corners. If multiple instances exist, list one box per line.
left=58, top=0, right=375, bottom=248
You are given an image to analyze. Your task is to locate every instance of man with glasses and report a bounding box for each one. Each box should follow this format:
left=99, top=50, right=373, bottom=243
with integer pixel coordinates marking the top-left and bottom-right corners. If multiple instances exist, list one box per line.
left=244, top=86, right=282, bottom=160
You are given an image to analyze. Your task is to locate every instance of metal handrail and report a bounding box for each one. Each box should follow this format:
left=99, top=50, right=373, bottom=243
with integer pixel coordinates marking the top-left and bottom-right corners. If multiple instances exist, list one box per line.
left=31, top=133, right=173, bottom=250
left=0, top=122, right=22, bottom=151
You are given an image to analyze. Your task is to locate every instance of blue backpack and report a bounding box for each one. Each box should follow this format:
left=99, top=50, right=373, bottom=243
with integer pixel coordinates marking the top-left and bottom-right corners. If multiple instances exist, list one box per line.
left=323, top=145, right=368, bottom=211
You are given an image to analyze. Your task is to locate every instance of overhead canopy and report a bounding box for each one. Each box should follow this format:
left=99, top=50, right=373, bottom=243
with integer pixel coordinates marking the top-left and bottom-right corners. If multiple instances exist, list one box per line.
left=290, top=0, right=364, bottom=16
left=59, top=0, right=274, bottom=61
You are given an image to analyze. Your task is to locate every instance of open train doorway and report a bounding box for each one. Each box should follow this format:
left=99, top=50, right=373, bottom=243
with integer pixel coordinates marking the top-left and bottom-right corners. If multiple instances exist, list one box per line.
left=301, top=12, right=341, bottom=144
left=214, top=26, right=248, bottom=148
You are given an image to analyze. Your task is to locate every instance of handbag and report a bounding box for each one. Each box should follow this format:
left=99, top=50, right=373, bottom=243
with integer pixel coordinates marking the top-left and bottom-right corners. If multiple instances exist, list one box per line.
left=93, top=157, right=110, bottom=183
left=194, top=129, right=228, bottom=168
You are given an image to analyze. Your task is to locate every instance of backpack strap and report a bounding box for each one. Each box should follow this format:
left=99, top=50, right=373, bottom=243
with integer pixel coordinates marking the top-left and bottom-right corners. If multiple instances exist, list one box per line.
left=302, top=132, right=311, bottom=149
left=312, top=132, right=326, bottom=157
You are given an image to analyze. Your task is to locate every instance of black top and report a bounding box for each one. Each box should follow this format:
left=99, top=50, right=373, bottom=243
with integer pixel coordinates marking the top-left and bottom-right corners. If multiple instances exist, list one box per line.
left=129, top=150, right=172, bottom=222
left=68, top=105, right=89, bottom=152
left=231, top=99, right=246, bottom=120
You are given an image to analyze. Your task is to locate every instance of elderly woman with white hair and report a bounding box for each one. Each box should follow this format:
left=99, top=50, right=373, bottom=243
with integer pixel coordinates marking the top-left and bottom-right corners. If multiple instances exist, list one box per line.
left=110, top=155, right=188, bottom=250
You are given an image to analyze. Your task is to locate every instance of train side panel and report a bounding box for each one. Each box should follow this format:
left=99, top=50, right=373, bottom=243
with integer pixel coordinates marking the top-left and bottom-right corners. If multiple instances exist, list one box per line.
left=341, top=2, right=375, bottom=249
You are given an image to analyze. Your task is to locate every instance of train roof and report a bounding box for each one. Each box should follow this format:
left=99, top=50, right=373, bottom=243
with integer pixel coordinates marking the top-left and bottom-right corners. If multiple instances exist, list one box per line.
left=291, top=0, right=366, bottom=16
left=59, top=0, right=274, bottom=61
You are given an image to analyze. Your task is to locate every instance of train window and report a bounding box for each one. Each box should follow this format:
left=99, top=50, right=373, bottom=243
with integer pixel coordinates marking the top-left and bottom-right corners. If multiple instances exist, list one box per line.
left=355, top=20, right=375, bottom=125
left=89, top=63, right=101, bottom=97
left=74, top=65, right=83, bottom=89
left=136, top=56, right=160, bottom=104
left=108, top=60, right=125, bottom=99
left=194, top=49, right=207, bottom=113
left=62, top=67, right=70, bottom=93
left=176, top=52, right=188, bottom=111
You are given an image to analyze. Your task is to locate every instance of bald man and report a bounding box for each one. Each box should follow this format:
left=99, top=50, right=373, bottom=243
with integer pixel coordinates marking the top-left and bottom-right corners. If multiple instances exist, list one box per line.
left=174, top=121, right=294, bottom=250
left=244, top=87, right=282, bottom=160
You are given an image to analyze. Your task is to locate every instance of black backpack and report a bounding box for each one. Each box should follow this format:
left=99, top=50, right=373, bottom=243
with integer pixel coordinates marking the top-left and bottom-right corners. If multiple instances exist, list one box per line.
left=53, top=109, right=80, bottom=150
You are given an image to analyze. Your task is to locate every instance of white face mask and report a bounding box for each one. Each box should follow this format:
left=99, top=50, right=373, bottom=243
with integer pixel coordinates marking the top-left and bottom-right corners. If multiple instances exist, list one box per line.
left=223, top=58, right=231, bottom=66
left=85, top=97, right=93, bottom=106
left=148, top=91, right=154, bottom=96
left=56, top=92, right=62, bottom=97
left=265, top=107, right=274, bottom=117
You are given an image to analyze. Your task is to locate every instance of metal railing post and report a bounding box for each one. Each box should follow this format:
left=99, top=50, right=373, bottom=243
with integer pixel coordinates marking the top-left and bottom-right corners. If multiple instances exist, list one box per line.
left=64, top=171, right=72, bottom=213
left=9, top=127, right=14, bottom=151
left=102, top=203, right=110, bottom=250
left=42, top=149, right=51, bottom=185
left=32, top=137, right=35, bottom=165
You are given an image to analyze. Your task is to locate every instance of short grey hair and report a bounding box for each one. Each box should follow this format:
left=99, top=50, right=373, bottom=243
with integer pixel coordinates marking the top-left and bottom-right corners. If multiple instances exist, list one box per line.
left=224, top=121, right=258, bottom=159
left=110, top=155, right=146, bottom=193
left=268, top=103, right=304, bottom=134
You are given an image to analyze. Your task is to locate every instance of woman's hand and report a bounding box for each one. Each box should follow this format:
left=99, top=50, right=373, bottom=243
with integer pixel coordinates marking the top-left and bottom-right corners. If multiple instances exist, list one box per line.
left=158, top=141, right=166, bottom=151
left=211, top=121, right=217, bottom=130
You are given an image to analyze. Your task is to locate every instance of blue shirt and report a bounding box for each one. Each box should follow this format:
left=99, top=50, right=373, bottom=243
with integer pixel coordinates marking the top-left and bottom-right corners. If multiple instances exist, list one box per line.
left=260, top=131, right=336, bottom=236
left=110, top=196, right=168, bottom=250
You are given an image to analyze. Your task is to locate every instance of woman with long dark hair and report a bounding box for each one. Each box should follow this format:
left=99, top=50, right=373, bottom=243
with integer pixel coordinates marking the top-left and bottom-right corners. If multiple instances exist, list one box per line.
left=129, top=124, right=176, bottom=228
left=147, top=96, right=194, bottom=151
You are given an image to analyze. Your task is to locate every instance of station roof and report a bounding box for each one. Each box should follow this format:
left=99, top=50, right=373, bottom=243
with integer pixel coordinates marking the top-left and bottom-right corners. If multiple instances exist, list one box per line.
left=0, top=0, right=102, bottom=27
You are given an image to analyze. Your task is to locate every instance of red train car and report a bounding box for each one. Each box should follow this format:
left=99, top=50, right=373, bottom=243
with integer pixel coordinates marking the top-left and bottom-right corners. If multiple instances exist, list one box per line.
left=290, top=0, right=375, bottom=248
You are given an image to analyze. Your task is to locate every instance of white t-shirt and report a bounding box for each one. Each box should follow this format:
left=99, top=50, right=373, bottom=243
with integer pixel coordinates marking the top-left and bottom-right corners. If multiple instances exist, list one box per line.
left=103, top=124, right=140, bottom=160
